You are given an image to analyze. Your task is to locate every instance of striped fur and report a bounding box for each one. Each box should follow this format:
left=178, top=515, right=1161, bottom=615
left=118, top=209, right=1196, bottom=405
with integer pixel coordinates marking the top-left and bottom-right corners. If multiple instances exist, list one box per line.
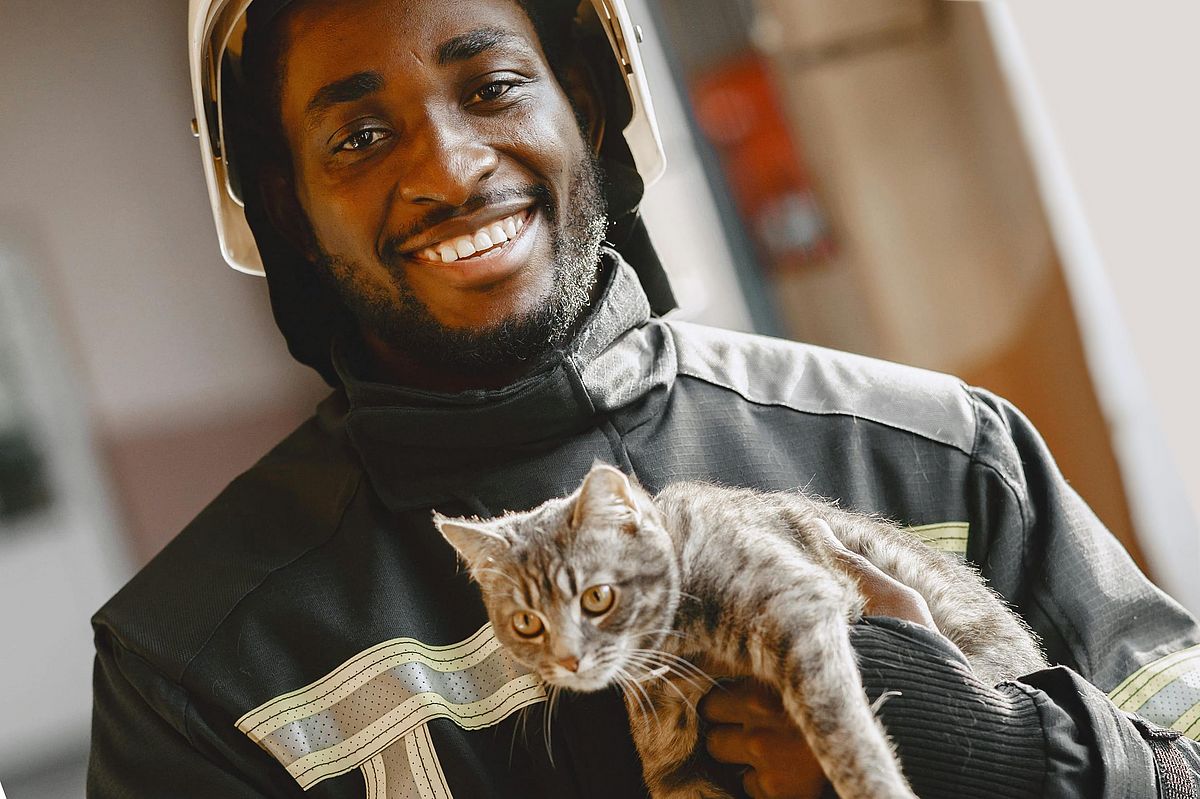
left=436, top=464, right=1046, bottom=798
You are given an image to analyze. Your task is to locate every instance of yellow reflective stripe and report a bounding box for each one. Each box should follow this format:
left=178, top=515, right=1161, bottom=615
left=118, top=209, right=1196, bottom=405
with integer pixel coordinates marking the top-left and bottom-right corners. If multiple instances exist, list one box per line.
left=362, top=753, right=385, bottom=799
left=288, top=675, right=545, bottom=789
left=906, top=522, right=969, bottom=555
left=1174, top=700, right=1200, bottom=738
left=1108, top=643, right=1200, bottom=710
left=406, top=724, right=451, bottom=799
left=236, top=624, right=498, bottom=739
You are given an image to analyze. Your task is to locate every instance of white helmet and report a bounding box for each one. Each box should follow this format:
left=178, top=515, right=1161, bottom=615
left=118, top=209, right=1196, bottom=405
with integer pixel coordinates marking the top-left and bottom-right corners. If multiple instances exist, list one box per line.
left=187, top=0, right=667, bottom=276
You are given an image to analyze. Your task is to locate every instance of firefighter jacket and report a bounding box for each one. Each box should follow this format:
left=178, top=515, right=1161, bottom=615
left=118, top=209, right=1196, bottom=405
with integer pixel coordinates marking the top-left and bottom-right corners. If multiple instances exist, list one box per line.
left=89, top=253, right=1200, bottom=797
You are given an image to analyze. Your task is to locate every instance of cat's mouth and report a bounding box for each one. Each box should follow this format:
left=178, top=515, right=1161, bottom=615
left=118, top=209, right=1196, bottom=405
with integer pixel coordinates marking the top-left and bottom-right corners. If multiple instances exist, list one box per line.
left=541, top=661, right=618, bottom=692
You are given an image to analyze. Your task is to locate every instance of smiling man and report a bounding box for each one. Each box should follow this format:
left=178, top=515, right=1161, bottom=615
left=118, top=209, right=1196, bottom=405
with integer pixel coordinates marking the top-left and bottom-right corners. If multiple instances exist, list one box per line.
left=274, top=0, right=608, bottom=386
left=87, top=0, right=1200, bottom=797
left=248, top=0, right=613, bottom=390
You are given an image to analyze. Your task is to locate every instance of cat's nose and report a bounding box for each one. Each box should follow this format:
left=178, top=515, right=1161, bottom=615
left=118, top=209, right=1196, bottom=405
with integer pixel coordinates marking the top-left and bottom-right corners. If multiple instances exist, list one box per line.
left=557, top=656, right=580, bottom=673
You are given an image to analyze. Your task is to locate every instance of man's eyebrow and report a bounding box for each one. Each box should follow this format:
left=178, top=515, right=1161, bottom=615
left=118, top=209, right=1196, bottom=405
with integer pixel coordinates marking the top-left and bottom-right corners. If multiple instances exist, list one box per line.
left=436, top=27, right=525, bottom=66
left=305, top=71, right=386, bottom=120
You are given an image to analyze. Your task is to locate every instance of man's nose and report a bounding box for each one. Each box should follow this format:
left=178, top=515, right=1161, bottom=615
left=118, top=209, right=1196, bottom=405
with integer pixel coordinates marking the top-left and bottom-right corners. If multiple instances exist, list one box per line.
left=396, top=113, right=498, bottom=207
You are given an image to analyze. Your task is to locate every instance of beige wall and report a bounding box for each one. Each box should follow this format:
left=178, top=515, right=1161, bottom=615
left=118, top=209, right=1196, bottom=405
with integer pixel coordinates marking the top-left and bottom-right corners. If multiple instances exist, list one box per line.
left=994, top=0, right=1200, bottom=614
left=744, top=0, right=1145, bottom=562
left=0, top=0, right=327, bottom=442
left=0, top=0, right=326, bottom=776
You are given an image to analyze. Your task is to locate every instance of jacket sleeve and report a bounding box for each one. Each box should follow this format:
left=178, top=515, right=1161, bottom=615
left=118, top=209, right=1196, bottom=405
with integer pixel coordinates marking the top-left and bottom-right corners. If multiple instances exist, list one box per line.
left=865, top=387, right=1200, bottom=797
left=847, top=617, right=1200, bottom=798
left=87, top=629, right=282, bottom=798
left=966, top=389, right=1200, bottom=716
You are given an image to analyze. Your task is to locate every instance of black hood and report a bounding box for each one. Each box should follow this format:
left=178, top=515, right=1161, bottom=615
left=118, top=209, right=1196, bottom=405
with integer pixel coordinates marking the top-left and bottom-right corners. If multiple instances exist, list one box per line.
left=232, top=0, right=676, bottom=386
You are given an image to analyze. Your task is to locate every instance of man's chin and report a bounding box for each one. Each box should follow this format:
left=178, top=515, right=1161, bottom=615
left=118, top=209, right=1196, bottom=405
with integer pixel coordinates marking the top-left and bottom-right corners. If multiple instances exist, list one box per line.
left=326, top=149, right=608, bottom=384
left=374, top=301, right=583, bottom=377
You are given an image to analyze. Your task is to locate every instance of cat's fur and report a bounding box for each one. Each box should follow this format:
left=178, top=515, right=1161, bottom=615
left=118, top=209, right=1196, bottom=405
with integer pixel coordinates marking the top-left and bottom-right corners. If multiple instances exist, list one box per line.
left=435, top=464, right=1047, bottom=799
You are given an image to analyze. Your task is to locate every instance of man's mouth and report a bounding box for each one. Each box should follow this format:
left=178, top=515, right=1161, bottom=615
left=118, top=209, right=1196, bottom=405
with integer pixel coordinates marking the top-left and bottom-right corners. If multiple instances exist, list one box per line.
left=415, top=209, right=530, bottom=265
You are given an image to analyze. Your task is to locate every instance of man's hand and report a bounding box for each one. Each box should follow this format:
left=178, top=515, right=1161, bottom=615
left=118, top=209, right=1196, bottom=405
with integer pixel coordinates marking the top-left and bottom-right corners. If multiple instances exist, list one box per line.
left=701, top=680, right=827, bottom=799
left=699, top=519, right=937, bottom=798
left=812, top=518, right=938, bottom=629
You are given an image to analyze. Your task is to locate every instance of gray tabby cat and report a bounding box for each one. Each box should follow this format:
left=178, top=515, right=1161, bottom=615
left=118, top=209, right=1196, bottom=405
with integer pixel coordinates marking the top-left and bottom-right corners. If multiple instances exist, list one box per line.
left=435, top=463, right=1047, bottom=799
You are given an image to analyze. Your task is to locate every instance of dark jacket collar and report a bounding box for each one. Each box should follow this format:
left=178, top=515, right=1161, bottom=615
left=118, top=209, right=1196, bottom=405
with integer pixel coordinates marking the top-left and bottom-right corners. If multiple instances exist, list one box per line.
left=328, top=250, right=671, bottom=510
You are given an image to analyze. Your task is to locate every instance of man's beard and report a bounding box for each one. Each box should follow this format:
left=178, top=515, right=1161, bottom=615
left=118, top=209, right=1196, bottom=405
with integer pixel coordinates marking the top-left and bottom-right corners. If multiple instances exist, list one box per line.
left=316, top=151, right=608, bottom=379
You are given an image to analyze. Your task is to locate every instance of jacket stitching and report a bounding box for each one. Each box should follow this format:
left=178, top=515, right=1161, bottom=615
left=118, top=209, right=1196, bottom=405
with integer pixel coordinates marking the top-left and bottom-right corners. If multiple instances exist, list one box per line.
left=177, top=469, right=366, bottom=688
left=674, top=369, right=973, bottom=456
left=968, top=396, right=1093, bottom=677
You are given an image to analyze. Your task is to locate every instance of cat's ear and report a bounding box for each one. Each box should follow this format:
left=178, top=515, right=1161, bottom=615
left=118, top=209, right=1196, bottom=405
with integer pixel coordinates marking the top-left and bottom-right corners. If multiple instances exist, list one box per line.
left=572, top=463, right=641, bottom=530
left=434, top=514, right=509, bottom=567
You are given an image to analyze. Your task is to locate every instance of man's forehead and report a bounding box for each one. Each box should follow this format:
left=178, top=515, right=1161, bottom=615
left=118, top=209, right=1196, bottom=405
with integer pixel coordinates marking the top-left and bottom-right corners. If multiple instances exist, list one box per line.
left=277, top=0, right=538, bottom=64
left=275, top=0, right=542, bottom=110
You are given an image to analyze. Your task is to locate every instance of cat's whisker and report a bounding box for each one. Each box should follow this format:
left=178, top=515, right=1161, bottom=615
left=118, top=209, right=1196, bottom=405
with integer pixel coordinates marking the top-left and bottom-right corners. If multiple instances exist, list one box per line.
left=541, top=684, right=561, bottom=767
left=623, top=654, right=708, bottom=695
left=628, top=647, right=713, bottom=680
left=508, top=702, right=536, bottom=766
left=616, top=667, right=660, bottom=726
left=637, top=664, right=697, bottom=709
left=610, top=671, right=648, bottom=726
left=637, top=627, right=690, bottom=641
left=627, top=649, right=718, bottom=688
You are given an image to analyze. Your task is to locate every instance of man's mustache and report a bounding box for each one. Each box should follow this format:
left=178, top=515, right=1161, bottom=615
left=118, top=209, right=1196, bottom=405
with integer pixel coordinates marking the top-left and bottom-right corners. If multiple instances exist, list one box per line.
left=380, top=184, right=551, bottom=265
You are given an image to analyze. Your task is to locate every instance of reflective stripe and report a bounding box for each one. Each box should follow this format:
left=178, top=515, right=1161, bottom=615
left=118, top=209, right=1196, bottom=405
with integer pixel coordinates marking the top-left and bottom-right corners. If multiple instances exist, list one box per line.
left=236, top=624, right=546, bottom=792
left=404, top=724, right=451, bottom=799
left=907, top=521, right=969, bottom=556
left=1109, top=643, right=1200, bottom=738
left=362, top=753, right=385, bottom=799
left=236, top=625, right=498, bottom=737
left=1175, top=701, right=1200, bottom=738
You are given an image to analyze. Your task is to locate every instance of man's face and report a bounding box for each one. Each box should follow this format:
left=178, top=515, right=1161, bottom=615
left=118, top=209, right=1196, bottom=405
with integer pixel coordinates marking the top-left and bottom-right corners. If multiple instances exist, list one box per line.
left=275, top=0, right=606, bottom=374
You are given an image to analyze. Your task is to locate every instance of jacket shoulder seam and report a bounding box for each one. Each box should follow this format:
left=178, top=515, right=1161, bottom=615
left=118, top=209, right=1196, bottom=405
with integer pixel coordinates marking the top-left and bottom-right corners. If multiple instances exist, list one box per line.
left=667, top=321, right=976, bottom=455
left=176, top=469, right=365, bottom=685
left=673, top=366, right=973, bottom=455
left=966, top=407, right=1093, bottom=676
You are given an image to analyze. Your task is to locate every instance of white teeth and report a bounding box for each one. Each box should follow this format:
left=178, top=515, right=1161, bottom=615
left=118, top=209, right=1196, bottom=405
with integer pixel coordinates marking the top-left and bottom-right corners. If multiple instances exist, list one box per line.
left=421, top=211, right=528, bottom=263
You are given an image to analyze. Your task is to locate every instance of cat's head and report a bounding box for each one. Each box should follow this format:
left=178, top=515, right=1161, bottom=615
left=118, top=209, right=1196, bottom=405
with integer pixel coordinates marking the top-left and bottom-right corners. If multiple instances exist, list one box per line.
left=434, top=463, right=680, bottom=692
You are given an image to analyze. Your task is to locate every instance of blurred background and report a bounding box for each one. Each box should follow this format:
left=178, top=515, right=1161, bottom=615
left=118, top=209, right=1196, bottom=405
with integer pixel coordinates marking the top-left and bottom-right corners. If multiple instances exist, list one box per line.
left=1, top=0, right=1197, bottom=795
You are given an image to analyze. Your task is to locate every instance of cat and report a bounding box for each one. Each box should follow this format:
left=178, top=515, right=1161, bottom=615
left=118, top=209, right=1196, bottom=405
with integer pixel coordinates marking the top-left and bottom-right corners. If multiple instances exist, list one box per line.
left=435, top=463, right=1047, bottom=799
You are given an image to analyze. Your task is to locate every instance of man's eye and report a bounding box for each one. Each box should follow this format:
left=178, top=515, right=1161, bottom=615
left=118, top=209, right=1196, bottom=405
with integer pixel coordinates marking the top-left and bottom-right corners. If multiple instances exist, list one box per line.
left=336, top=129, right=388, bottom=153
left=471, top=81, right=516, bottom=105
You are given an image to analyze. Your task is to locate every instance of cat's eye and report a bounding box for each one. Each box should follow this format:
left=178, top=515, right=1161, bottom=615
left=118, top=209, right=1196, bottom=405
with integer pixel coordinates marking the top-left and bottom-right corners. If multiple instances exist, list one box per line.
left=511, top=611, right=544, bottom=638
left=581, top=584, right=616, bottom=616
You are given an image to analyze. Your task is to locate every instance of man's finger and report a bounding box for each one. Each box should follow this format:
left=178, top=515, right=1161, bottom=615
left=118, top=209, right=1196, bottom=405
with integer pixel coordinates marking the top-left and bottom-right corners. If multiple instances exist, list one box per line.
left=700, top=679, right=784, bottom=725
left=813, top=518, right=938, bottom=629
left=705, top=723, right=753, bottom=765
left=742, top=767, right=765, bottom=799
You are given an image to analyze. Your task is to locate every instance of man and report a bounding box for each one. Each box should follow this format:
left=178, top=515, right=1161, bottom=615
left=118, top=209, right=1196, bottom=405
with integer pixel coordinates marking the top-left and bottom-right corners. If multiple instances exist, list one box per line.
left=88, top=0, right=1200, bottom=796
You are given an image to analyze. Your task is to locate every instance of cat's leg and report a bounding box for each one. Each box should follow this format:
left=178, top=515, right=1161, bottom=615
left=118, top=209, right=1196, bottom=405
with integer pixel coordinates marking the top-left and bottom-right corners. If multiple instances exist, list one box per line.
left=624, top=677, right=733, bottom=799
left=754, top=582, right=918, bottom=799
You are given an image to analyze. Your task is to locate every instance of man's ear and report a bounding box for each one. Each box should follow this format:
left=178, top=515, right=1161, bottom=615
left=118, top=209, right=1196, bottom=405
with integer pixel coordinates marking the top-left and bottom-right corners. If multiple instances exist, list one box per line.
left=560, top=59, right=606, bottom=156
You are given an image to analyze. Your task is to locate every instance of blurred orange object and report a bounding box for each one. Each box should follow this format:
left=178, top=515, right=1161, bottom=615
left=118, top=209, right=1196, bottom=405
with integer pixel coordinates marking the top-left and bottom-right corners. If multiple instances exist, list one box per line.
left=690, top=53, right=835, bottom=270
